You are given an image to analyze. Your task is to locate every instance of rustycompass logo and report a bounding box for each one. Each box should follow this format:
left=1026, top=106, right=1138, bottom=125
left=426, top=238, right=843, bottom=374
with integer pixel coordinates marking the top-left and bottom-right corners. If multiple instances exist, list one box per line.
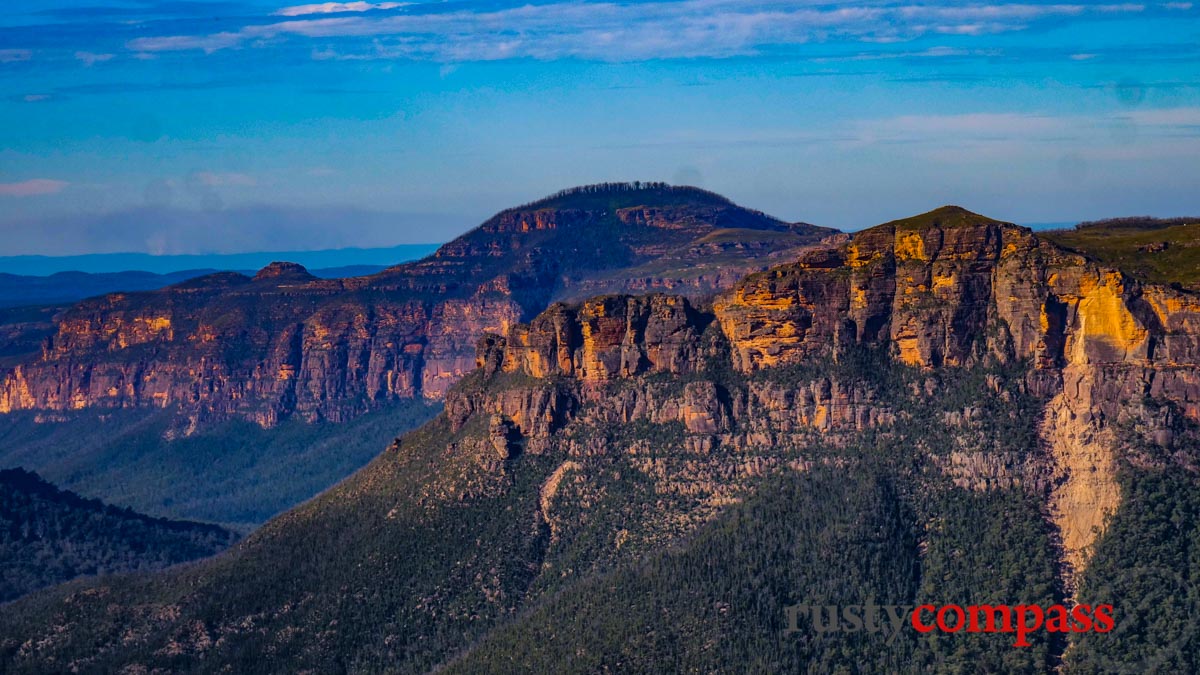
left=785, top=602, right=1115, bottom=648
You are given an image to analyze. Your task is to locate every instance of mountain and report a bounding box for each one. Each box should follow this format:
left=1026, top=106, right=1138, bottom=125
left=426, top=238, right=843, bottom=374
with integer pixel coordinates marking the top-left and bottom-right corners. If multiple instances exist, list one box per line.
left=0, top=266, right=393, bottom=310
left=0, top=304, right=59, bottom=369
left=0, top=468, right=238, bottom=604
left=0, top=183, right=834, bottom=526
left=0, top=243, right=440, bottom=277
left=0, top=270, right=221, bottom=310
left=2, top=206, right=1196, bottom=672
left=0, top=183, right=834, bottom=428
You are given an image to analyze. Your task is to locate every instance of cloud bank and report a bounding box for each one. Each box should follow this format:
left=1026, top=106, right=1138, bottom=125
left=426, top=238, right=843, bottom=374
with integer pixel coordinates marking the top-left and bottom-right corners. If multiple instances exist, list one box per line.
left=0, top=180, right=69, bottom=197
left=119, top=1, right=1176, bottom=62
left=275, top=2, right=408, bottom=17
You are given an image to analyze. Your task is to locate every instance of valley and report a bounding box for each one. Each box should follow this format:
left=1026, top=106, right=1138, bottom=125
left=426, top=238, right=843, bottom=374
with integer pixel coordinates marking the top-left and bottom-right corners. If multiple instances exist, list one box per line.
left=2, top=194, right=1198, bottom=672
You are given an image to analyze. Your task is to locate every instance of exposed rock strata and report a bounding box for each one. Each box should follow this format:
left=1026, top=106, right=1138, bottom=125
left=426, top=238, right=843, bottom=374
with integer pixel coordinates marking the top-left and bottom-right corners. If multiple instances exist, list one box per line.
left=455, top=206, right=1200, bottom=574
left=0, top=186, right=832, bottom=427
left=6, top=202, right=1199, bottom=574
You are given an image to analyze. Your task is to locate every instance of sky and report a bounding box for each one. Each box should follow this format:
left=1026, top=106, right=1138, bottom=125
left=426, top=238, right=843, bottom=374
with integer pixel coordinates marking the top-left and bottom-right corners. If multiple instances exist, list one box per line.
left=0, top=0, right=1198, bottom=255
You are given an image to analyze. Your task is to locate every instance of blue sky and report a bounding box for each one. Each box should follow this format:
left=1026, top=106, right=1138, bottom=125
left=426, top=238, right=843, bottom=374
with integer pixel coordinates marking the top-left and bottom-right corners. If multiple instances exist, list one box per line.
left=1, top=1, right=1198, bottom=255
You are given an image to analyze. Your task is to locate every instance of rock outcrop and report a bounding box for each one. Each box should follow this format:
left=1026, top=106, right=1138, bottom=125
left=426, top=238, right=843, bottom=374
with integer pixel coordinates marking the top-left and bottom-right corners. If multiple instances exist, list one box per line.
left=0, top=184, right=833, bottom=428
left=452, top=205, right=1200, bottom=577
left=483, top=295, right=712, bottom=383
left=6, top=199, right=1198, bottom=576
left=7, top=205, right=1200, bottom=674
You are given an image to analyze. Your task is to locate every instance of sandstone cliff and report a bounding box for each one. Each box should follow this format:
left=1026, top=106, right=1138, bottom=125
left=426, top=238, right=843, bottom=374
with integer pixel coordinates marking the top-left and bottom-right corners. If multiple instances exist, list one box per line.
left=0, top=184, right=833, bottom=428
left=5, top=205, right=1199, bottom=673
left=7, top=197, right=1196, bottom=578
left=451, top=206, right=1200, bottom=578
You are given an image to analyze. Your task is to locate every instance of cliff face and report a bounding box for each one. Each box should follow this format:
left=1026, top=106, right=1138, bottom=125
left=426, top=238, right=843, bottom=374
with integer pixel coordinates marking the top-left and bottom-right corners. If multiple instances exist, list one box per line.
left=0, top=184, right=834, bottom=428
left=6, top=199, right=1197, bottom=574
left=0, top=274, right=470, bottom=427
left=454, top=206, right=1200, bottom=576
left=7, top=206, right=1200, bottom=673
left=473, top=206, right=1200, bottom=430
left=711, top=207, right=1200, bottom=571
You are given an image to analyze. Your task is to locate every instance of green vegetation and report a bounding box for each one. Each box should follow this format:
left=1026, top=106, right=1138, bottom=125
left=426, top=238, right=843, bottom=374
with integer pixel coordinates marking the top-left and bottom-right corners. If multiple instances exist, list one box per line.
left=0, top=419, right=561, bottom=673
left=881, top=205, right=1008, bottom=232
left=511, top=182, right=741, bottom=212
left=449, top=464, right=922, bottom=673
left=1043, top=218, right=1200, bottom=289
left=0, top=346, right=1071, bottom=673
left=1070, top=463, right=1200, bottom=673
left=449, top=462, right=1062, bottom=673
left=0, top=399, right=440, bottom=530
left=444, top=352, right=1069, bottom=673
left=0, top=468, right=237, bottom=602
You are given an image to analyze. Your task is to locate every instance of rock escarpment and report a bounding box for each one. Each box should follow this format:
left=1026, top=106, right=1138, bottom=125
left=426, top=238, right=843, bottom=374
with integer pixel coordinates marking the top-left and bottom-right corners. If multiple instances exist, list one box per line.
left=6, top=200, right=1197, bottom=574
left=5, top=206, right=1200, bottom=673
left=0, top=184, right=833, bottom=428
left=453, top=206, right=1200, bottom=576
left=712, top=206, right=1200, bottom=572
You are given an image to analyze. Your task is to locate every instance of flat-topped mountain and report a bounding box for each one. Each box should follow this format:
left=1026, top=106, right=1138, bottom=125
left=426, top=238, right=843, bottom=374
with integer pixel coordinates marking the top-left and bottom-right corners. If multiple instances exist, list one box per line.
left=0, top=183, right=834, bottom=429
left=3, top=205, right=1197, bottom=672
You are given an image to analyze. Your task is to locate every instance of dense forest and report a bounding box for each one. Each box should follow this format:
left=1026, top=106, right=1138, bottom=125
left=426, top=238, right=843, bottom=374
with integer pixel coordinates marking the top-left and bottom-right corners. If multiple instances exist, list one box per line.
left=0, top=399, right=441, bottom=530
left=1070, top=463, right=1200, bottom=673
left=446, top=464, right=1064, bottom=673
left=0, top=468, right=238, bottom=603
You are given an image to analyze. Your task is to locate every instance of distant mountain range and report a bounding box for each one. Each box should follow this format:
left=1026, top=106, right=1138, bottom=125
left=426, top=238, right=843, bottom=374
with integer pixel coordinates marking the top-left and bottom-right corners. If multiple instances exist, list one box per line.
left=0, top=264, right=400, bottom=310
left=0, top=243, right=440, bottom=277
left=0, top=243, right=442, bottom=310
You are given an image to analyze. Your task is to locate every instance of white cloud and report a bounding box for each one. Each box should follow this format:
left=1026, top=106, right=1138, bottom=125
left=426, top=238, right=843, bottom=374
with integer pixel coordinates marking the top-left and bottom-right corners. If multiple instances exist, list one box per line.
left=871, top=112, right=1071, bottom=138
left=822, top=46, right=1001, bottom=62
left=128, top=32, right=245, bottom=54
left=22, top=94, right=51, bottom=102
left=934, top=23, right=1008, bottom=36
left=0, top=179, right=68, bottom=197
left=276, top=2, right=406, bottom=17
left=847, top=108, right=1200, bottom=156
left=75, top=51, right=115, bottom=67
left=121, top=1, right=1152, bottom=61
left=1094, top=3, right=1147, bottom=11
left=0, top=49, right=32, bottom=63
